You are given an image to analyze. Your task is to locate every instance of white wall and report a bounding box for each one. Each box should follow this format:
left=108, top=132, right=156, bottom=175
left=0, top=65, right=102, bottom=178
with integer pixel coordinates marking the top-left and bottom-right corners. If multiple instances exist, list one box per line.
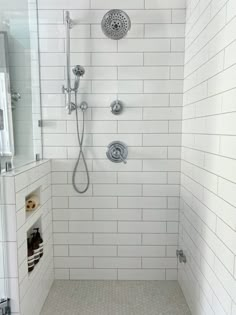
left=179, top=0, right=236, bottom=314
left=38, top=0, right=186, bottom=280
left=1, top=161, right=53, bottom=315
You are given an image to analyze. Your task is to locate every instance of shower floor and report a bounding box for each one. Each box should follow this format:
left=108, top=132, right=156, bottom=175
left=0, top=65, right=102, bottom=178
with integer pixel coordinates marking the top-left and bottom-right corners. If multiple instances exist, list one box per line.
left=40, top=280, right=191, bottom=315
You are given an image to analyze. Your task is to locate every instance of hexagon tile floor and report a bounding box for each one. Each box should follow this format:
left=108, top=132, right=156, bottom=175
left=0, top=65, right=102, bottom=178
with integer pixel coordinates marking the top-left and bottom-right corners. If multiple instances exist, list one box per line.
left=40, top=280, right=191, bottom=315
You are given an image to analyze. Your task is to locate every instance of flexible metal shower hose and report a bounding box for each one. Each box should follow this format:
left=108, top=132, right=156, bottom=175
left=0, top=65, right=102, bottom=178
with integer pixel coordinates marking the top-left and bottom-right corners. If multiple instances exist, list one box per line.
left=72, top=92, right=90, bottom=194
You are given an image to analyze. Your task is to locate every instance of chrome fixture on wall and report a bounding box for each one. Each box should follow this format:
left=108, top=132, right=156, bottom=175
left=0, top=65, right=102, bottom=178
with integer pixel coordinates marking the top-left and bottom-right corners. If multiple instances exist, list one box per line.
left=110, top=100, right=123, bottom=115
left=106, top=141, right=128, bottom=164
left=11, top=90, right=21, bottom=110
left=176, top=250, right=187, bottom=264
left=63, top=11, right=90, bottom=194
left=0, top=298, right=11, bottom=314
left=72, top=98, right=90, bottom=194
left=62, top=12, right=85, bottom=114
left=101, top=9, right=131, bottom=40
left=11, top=90, right=21, bottom=102
left=62, top=11, right=73, bottom=114
left=73, top=65, right=85, bottom=91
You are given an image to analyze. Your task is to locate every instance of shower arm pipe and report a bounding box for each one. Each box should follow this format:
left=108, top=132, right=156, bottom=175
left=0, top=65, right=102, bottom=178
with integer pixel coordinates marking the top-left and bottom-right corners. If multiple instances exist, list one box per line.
left=63, top=11, right=73, bottom=114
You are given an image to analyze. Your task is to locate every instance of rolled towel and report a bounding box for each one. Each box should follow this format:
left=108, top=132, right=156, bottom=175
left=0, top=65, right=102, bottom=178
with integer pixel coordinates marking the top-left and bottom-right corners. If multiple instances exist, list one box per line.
left=26, top=195, right=39, bottom=211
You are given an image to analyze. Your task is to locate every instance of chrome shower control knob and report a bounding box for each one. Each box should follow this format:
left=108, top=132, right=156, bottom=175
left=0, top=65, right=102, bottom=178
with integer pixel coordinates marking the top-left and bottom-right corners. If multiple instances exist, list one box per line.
left=106, top=141, right=128, bottom=164
left=80, top=101, right=88, bottom=112
left=110, top=100, right=123, bottom=115
left=11, top=91, right=21, bottom=102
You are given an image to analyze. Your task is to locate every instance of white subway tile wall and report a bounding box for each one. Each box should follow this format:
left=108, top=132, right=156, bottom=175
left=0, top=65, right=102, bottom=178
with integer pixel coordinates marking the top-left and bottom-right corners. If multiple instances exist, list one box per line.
left=179, top=0, right=236, bottom=315
left=38, top=0, right=185, bottom=280
left=0, top=161, right=53, bottom=315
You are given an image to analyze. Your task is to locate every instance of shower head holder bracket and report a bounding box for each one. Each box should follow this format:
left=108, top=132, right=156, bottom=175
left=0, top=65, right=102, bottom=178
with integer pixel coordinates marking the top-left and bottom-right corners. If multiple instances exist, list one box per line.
left=65, top=11, right=73, bottom=29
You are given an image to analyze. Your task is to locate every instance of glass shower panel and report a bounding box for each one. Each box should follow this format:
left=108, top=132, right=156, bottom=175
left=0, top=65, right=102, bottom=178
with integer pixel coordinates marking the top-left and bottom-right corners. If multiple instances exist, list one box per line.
left=0, top=32, right=15, bottom=160
left=0, top=0, right=42, bottom=306
left=0, top=0, right=42, bottom=170
left=0, top=177, right=7, bottom=300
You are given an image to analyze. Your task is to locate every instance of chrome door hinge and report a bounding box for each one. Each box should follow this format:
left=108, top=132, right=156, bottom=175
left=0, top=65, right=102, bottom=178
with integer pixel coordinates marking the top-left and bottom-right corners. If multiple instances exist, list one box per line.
left=176, top=250, right=187, bottom=264
left=38, top=120, right=43, bottom=127
left=0, top=109, right=4, bottom=130
left=0, top=299, right=11, bottom=314
left=36, top=153, right=41, bottom=161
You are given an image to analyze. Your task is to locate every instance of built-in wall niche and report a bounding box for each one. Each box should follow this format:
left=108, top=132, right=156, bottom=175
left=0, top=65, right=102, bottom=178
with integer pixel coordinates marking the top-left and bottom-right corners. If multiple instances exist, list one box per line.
left=25, top=187, right=41, bottom=219
left=27, top=217, right=44, bottom=274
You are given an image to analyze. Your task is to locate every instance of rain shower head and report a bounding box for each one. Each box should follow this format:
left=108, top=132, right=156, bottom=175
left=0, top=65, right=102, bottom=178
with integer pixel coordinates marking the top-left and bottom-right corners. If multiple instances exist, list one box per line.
left=101, top=9, right=131, bottom=40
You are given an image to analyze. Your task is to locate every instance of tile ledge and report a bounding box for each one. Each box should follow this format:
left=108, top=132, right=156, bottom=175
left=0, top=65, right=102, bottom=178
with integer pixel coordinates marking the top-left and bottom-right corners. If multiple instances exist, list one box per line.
left=0, top=159, right=50, bottom=177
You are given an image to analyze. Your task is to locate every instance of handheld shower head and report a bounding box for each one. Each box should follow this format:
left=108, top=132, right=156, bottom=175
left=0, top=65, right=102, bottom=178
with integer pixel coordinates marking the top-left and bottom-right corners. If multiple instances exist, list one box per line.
left=72, top=65, right=85, bottom=77
left=72, top=65, right=85, bottom=91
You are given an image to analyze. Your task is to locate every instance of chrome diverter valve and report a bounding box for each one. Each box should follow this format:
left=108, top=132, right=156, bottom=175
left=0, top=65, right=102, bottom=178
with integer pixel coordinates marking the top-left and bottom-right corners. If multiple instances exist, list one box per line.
left=106, top=141, right=128, bottom=164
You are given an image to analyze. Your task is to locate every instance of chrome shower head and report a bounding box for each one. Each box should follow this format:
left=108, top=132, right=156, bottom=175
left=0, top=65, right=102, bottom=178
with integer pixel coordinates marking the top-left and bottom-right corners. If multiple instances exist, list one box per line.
left=101, top=9, right=131, bottom=40
left=72, top=65, right=85, bottom=77
left=72, top=65, right=85, bottom=91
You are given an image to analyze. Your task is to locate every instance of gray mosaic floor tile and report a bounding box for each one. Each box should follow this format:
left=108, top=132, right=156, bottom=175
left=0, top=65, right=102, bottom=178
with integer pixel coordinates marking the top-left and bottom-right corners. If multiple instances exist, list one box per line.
left=40, top=280, right=191, bottom=315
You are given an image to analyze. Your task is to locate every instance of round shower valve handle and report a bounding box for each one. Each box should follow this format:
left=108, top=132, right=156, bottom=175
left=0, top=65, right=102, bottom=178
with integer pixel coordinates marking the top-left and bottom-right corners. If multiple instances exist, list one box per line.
left=106, top=141, right=128, bottom=164
left=112, top=148, right=127, bottom=164
left=80, top=101, right=88, bottom=112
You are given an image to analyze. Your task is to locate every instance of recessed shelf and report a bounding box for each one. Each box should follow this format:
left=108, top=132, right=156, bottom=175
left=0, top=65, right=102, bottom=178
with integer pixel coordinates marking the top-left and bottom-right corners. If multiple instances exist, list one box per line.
left=27, top=217, right=44, bottom=275
left=27, top=217, right=42, bottom=239
left=25, top=187, right=41, bottom=218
